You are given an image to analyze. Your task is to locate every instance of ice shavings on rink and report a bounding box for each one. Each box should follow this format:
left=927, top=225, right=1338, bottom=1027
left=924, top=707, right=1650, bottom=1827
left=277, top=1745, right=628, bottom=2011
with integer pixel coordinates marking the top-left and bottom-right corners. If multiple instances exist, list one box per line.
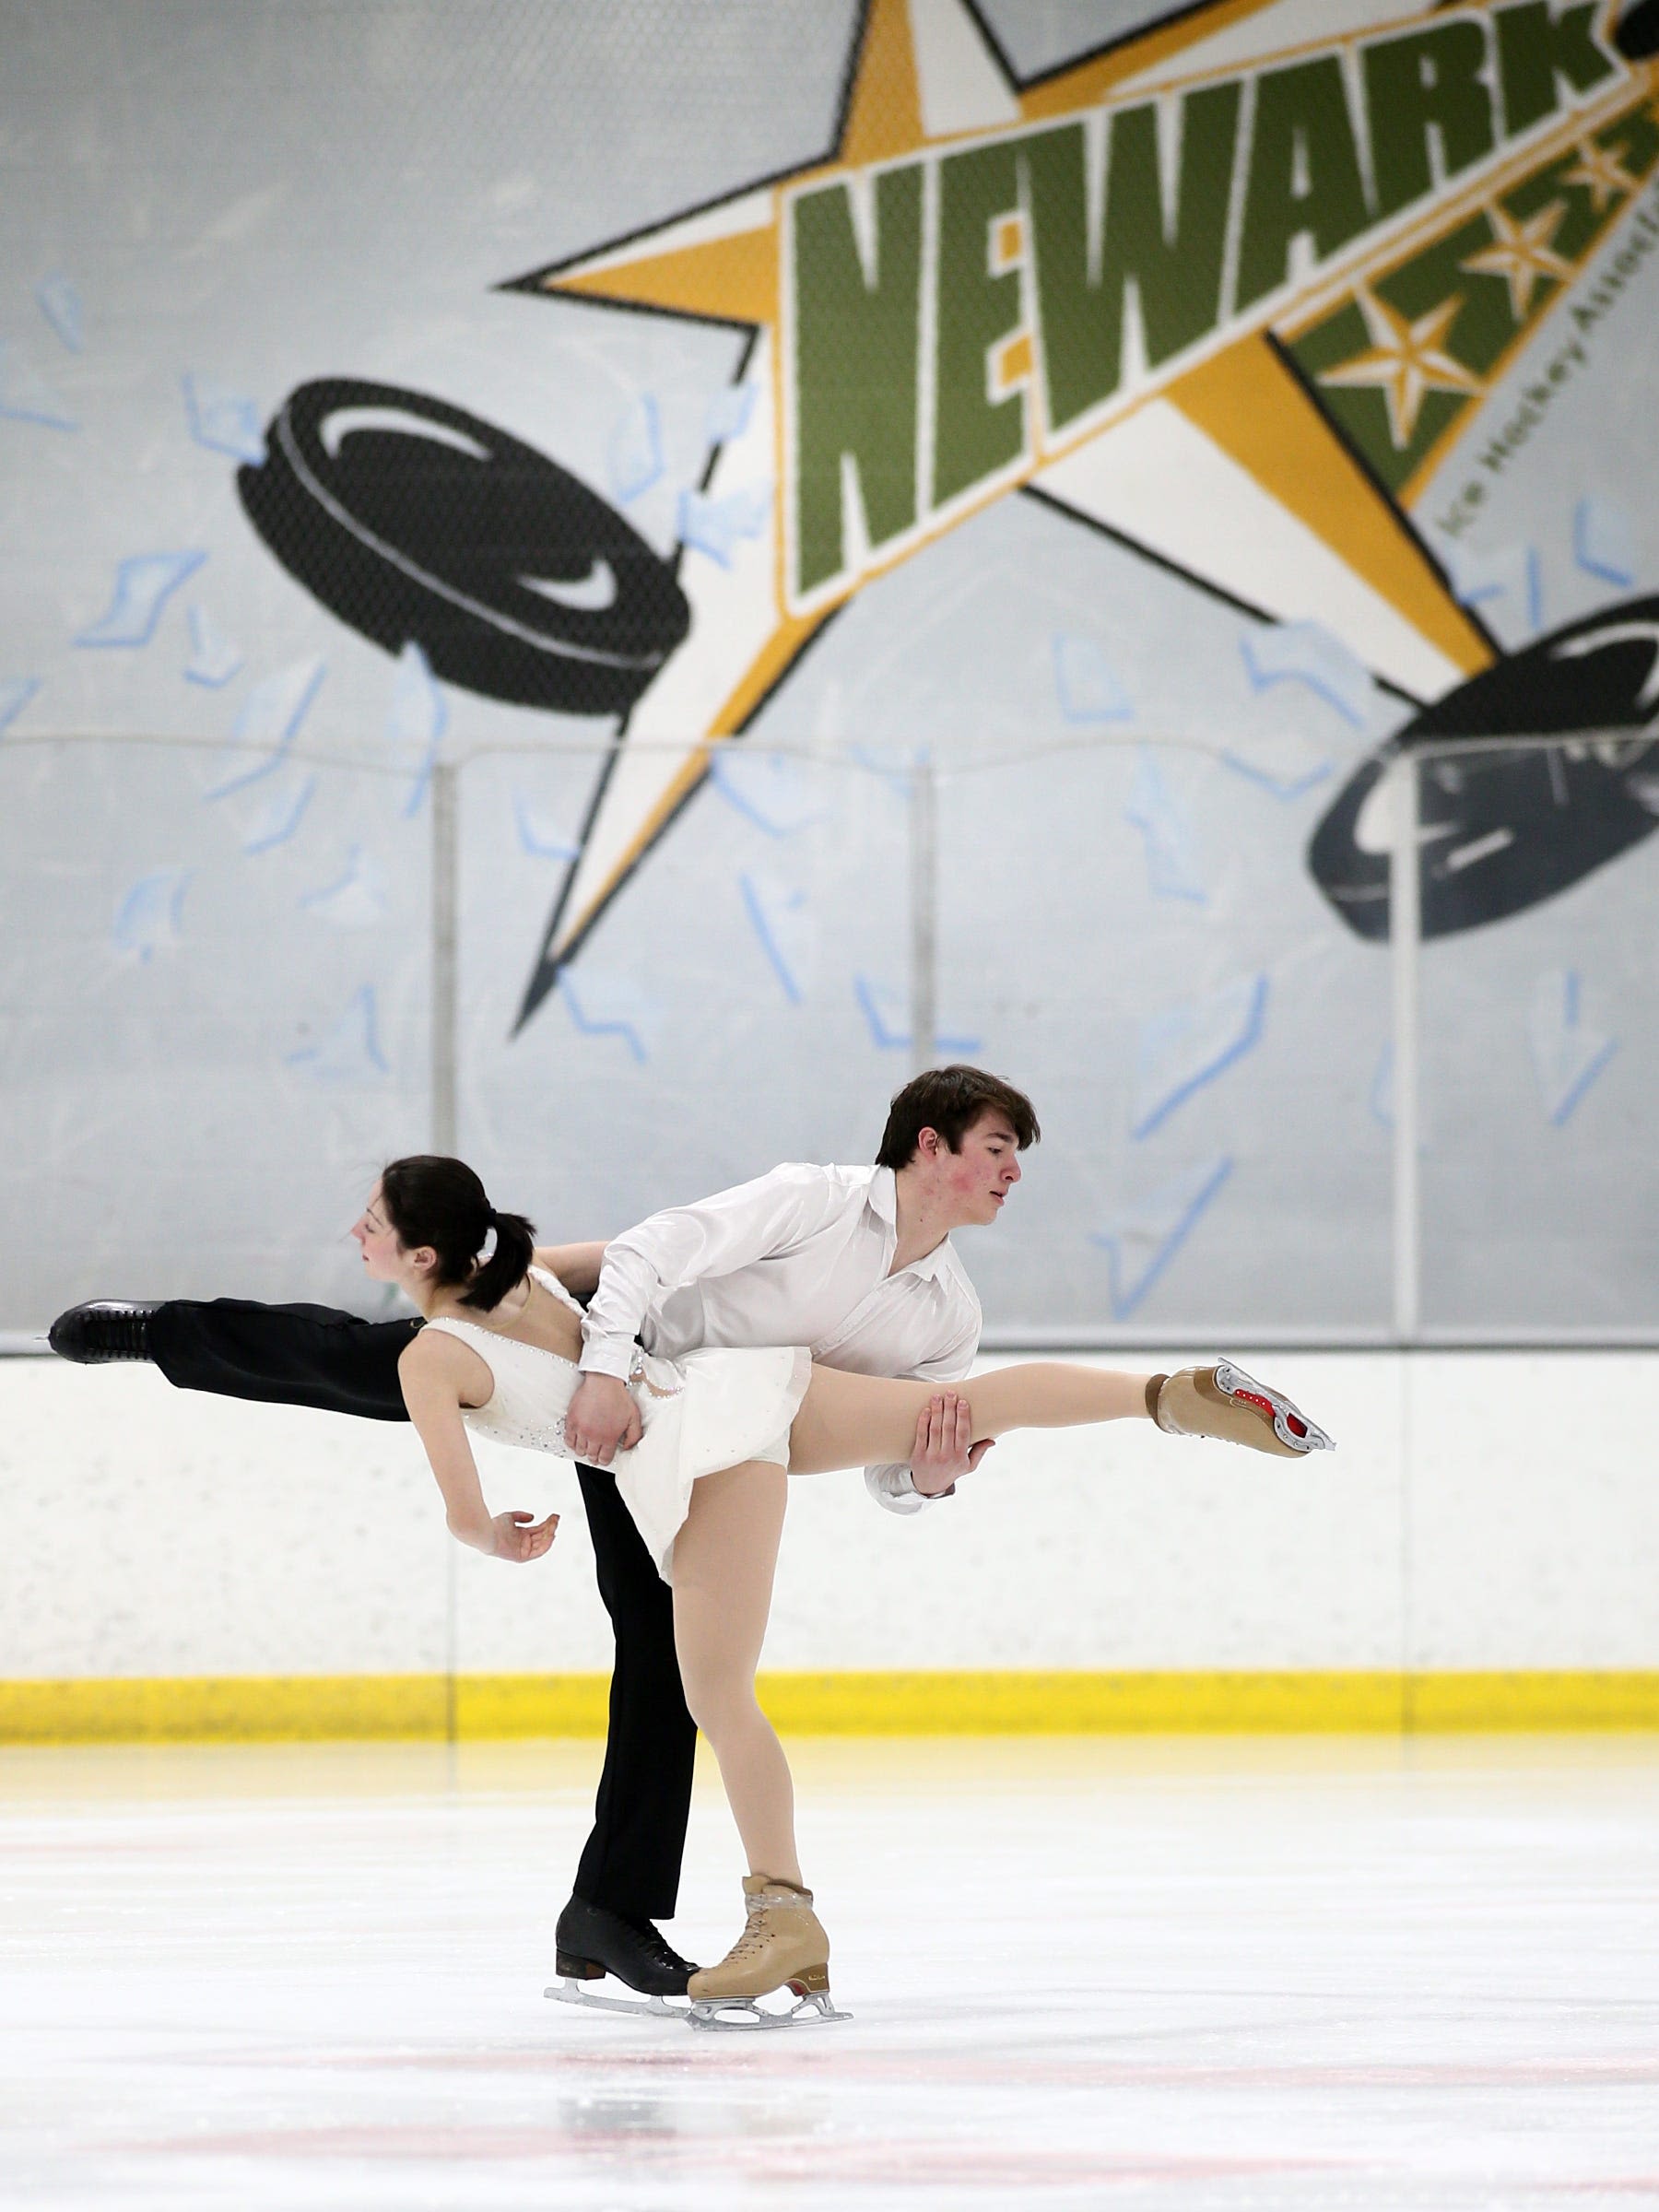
left=1090, top=1155, right=1233, bottom=1317
left=1528, top=968, right=1617, bottom=1125
left=76, top=551, right=206, bottom=647
left=1131, top=974, right=1267, bottom=1139
left=6, top=1738, right=1655, bottom=2212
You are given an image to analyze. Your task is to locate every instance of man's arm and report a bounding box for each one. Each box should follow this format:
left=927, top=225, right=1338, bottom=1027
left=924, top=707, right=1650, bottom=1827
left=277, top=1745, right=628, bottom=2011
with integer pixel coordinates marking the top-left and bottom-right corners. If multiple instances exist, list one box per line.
left=864, top=1314, right=983, bottom=1516
left=567, top=1166, right=844, bottom=1465
left=532, top=1241, right=607, bottom=1302
left=578, top=1166, right=839, bottom=1380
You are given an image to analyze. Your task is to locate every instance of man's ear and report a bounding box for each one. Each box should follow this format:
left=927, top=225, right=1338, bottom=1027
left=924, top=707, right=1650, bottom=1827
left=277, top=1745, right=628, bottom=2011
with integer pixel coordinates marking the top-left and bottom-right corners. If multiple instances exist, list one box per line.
left=914, top=1124, right=942, bottom=1162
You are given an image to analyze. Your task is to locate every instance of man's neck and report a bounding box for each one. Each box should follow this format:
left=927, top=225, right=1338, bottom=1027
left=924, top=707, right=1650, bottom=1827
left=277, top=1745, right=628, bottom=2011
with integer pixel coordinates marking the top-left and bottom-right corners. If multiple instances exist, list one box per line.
left=889, top=1166, right=954, bottom=1275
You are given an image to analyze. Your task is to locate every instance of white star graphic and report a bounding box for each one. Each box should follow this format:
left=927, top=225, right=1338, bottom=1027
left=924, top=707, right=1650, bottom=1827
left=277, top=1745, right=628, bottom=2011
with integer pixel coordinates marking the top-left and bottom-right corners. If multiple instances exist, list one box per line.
left=1460, top=199, right=1575, bottom=320
left=1561, top=136, right=1641, bottom=214
left=1318, top=289, right=1483, bottom=451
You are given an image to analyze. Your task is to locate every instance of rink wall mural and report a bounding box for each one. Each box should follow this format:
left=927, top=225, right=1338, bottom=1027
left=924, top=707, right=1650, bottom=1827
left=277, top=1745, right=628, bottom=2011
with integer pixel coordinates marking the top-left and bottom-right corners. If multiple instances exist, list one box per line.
left=4, top=0, right=1659, bottom=1336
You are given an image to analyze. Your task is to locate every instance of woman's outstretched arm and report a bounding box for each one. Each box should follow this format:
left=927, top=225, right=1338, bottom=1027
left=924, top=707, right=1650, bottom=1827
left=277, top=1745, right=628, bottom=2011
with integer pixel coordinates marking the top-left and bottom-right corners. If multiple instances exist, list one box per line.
left=396, top=1334, right=559, bottom=1562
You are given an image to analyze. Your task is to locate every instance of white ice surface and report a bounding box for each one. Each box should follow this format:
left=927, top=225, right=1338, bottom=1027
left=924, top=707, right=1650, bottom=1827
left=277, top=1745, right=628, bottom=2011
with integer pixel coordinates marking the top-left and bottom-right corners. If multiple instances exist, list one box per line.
left=1, top=1735, right=1656, bottom=2210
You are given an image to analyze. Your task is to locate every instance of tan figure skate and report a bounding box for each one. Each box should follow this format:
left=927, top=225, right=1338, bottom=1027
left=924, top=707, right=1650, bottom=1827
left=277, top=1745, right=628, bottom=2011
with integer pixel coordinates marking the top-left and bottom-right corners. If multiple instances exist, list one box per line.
left=1147, top=1359, right=1334, bottom=1457
left=686, top=1874, right=851, bottom=2030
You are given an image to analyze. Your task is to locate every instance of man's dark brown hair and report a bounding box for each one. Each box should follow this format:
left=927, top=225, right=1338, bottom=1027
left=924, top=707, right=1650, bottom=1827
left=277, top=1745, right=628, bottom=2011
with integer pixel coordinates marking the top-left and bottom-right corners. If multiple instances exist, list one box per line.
left=875, top=1065, right=1041, bottom=1170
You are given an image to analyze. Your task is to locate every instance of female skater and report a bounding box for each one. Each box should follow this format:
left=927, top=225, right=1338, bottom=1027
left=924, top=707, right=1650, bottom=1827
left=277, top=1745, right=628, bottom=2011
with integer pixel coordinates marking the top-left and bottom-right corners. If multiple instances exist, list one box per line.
left=358, top=1155, right=1332, bottom=2018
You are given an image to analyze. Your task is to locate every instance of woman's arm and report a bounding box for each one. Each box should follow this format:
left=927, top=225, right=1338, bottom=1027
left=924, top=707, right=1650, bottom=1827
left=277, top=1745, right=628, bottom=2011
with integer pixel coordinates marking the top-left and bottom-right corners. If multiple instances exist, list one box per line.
left=532, top=1241, right=607, bottom=1300
left=396, top=1335, right=559, bottom=1563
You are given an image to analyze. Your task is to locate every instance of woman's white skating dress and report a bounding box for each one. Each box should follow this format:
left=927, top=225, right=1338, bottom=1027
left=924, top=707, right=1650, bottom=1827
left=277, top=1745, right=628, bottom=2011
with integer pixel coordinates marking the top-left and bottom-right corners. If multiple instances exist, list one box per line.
left=424, top=1268, right=811, bottom=1583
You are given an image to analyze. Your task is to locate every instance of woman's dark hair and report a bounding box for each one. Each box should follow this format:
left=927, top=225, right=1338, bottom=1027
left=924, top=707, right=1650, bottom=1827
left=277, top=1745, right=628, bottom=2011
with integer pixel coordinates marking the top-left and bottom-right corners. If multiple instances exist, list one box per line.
left=875, top=1065, right=1040, bottom=1171
left=378, top=1155, right=535, bottom=1311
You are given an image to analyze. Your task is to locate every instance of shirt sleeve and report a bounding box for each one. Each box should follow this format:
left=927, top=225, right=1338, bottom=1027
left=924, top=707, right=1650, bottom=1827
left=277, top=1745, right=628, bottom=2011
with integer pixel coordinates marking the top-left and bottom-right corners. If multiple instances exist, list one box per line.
left=579, top=1165, right=841, bottom=1380
left=863, top=1300, right=981, bottom=1516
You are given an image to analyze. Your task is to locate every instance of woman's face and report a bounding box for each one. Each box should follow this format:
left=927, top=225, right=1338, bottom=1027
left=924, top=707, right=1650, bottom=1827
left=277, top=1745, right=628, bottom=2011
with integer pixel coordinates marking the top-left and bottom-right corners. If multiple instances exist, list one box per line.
left=350, top=1184, right=416, bottom=1282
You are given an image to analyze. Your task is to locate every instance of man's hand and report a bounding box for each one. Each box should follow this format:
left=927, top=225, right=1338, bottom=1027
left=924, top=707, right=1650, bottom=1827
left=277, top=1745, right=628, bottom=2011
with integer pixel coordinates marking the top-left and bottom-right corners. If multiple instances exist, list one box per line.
left=488, top=1509, right=559, bottom=1562
left=909, top=1392, right=995, bottom=1498
left=565, top=1372, right=642, bottom=1465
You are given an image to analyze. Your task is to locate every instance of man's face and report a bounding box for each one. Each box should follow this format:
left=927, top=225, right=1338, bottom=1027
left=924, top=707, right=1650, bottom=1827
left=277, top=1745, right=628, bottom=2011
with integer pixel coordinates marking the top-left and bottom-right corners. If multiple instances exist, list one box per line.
left=928, top=1110, right=1023, bottom=1226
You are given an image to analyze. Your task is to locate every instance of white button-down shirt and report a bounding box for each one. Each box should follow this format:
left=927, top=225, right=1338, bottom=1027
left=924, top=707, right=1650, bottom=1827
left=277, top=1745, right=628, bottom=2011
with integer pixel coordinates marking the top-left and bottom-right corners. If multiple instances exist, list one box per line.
left=580, top=1163, right=981, bottom=1511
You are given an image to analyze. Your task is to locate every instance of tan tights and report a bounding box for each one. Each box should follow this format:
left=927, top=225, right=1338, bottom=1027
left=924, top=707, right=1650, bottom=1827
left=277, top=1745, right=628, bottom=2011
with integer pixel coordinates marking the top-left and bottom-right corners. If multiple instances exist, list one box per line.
left=670, top=1358, right=1155, bottom=1890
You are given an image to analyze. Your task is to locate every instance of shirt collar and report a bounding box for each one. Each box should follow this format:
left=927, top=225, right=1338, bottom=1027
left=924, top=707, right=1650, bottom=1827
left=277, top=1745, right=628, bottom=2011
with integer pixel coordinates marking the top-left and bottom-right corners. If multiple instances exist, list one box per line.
left=865, top=1164, right=954, bottom=1281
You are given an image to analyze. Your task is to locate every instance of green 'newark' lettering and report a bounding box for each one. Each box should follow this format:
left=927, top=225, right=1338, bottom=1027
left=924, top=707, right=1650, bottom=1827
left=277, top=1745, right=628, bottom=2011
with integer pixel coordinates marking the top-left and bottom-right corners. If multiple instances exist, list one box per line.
left=791, top=167, right=924, bottom=596
left=933, top=140, right=1024, bottom=508
left=1028, top=83, right=1241, bottom=438
left=786, top=2, right=1627, bottom=601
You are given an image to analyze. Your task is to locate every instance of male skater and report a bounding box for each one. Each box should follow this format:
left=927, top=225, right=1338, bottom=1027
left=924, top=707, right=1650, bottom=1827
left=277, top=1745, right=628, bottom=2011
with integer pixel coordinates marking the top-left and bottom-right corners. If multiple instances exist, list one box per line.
left=51, top=1065, right=1039, bottom=2003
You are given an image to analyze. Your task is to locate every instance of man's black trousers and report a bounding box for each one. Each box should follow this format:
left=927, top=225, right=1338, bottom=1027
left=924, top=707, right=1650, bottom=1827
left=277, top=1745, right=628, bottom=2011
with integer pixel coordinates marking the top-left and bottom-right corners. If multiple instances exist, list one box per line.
left=148, top=1297, right=697, bottom=1923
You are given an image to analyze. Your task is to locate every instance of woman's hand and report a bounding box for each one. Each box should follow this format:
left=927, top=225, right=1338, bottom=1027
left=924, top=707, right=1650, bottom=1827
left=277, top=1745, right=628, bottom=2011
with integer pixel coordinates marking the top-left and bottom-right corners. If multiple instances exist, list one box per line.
left=487, top=1509, right=559, bottom=1562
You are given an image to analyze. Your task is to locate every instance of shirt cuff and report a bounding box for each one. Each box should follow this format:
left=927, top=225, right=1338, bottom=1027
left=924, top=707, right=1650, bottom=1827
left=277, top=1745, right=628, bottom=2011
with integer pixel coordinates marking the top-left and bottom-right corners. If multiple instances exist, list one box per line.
left=578, top=1335, right=638, bottom=1382
left=864, top=1463, right=939, bottom=1516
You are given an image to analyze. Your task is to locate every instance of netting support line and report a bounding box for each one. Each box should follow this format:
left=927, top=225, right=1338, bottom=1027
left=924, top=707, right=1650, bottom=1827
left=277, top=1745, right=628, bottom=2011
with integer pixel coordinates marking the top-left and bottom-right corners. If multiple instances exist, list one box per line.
left=1390, top=751, right=1421, bottom=1344
left=910, top=749, right=938, bottom=1077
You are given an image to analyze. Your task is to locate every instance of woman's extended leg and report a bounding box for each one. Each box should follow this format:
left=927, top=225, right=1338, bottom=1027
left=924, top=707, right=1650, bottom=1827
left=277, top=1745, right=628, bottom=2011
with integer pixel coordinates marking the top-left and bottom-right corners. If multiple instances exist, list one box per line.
left=786, top=1359, right=1155, bottom=1477
left=670, top=1458, right=798, bottom=1882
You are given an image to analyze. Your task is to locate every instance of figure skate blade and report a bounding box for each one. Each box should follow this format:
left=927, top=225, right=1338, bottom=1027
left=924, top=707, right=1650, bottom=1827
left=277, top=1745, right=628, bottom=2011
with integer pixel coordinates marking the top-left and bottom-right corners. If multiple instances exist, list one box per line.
left=545, top=1977, right=689, bottom=2021
left=688, top=1989, right=853, bottom=2032
left=1213, top=1359, right=1335, bottom=1453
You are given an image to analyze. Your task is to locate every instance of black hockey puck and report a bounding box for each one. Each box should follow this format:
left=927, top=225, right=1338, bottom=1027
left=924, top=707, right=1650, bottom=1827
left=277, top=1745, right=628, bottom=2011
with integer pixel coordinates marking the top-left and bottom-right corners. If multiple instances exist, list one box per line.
left=1309, top=594, right=1659, bottom=940
left=238, top=379, right=688, bottom=715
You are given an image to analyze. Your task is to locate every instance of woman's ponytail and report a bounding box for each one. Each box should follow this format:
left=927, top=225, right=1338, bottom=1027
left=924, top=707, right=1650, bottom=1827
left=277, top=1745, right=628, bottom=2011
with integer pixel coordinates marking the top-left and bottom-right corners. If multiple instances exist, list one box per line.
left=462, top=1207, right=535, bottom=1312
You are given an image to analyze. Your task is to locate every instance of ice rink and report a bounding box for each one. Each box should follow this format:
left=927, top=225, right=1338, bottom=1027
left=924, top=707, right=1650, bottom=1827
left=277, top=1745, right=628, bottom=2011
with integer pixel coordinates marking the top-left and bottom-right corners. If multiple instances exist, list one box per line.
left=2, top=1734, right=1656, bottom=2210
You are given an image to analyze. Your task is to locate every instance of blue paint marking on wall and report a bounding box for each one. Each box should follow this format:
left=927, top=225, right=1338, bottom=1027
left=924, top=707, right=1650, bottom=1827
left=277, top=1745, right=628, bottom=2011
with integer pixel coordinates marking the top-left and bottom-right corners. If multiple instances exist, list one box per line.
left=385, top=641, right=447, bottom=817
left=301, top=846, right=387, bottom=928
left=287, top=983, right=390, bottom=1081
left=512, top=794, right=580, bottom=862
left=184, top=605, right=243, bottom=688
left=1132, top=973, right=1268, bottom=1140
left=1573, top=496, right=1637, bottom=588
left=206, top=657, right=326, bottom=797
left=182, top=371, right=266, bottom=465
left=1528, top=967, right=1618, bottom=1125
left=739, top=870, right=806, bottom=1004
left=704, top=382, right=756, bottom=446
left=710, top=750, right=827, bottom=837
left=1125, top=749, right=1206, bottom=903
left=112, top=867, right=190, bottom=962
left=76, top=552, right=206, bottom=648
left=608, top=393, right=664, bottom=503
left=1240, top=620, right=1372, bottom=726
left=853, top=973, right=979, bottom=1055
left=0, top=677, right=41, bottom=735
left=678, top=483, right=771, bottom=568
left=1052, top=633, right=1132, bottom=724
left=1090, top=1156, right=1235, bottom=1320
left=34, top=273, right=84, bottom=354
left=238, top=767, right=318, bottom=855
left=559, top=974, right=652, bottom=1063
left=0, top=342, right=77, bottom=429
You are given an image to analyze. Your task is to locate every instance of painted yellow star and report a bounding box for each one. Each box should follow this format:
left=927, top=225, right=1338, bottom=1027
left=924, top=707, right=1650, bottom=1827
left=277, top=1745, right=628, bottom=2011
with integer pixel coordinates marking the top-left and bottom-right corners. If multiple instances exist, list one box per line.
left=1318, top=289, right=1484, bottom=451
left=1459, top=199, right=1575, bottom=319
left=1561, top=135, right=1641, bottom=213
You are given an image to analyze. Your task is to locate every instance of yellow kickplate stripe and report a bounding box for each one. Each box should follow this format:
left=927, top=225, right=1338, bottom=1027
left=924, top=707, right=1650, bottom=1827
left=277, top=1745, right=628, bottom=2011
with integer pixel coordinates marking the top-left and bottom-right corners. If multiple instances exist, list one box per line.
left=2, top=1672, right=1658, bottom=1743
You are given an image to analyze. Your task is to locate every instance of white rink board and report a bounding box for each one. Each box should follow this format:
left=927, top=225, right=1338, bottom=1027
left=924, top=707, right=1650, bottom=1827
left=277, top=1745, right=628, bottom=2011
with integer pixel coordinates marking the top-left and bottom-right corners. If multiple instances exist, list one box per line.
left=3, top=1348, right=1657, bottom=1679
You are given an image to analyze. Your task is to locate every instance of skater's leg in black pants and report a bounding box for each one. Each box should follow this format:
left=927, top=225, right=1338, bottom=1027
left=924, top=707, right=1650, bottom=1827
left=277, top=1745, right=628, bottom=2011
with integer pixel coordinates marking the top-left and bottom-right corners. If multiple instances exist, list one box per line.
left=572, top=1464, right=698, bottom=1921
left=148, top=1299, right=418, bottom=1420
